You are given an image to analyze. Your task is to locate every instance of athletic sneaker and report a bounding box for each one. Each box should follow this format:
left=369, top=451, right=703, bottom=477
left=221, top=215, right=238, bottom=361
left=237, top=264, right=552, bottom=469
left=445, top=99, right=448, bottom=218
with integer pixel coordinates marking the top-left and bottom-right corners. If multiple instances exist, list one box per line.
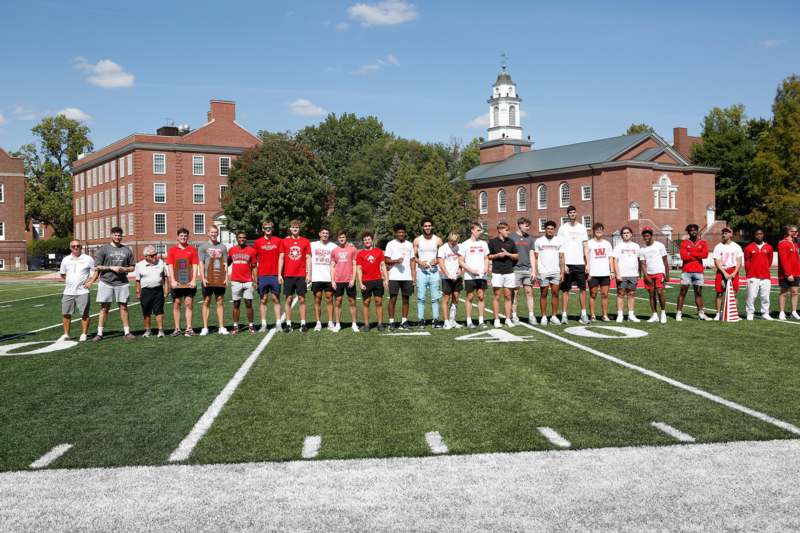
left=124, top=333, right=136, bottom=340
left=258, top=324, right=268, bottom=333
left=376, top=323, right=385, bottom=332
left=300, top=323, right=309, bottom=333
left=494, top=319, right=502, bottom=328
left=792, top=311, right=800, bottom=320
left=418, top=319, right=428, bottom=329
left=659, top=311, right=667, bottom=324
left=199, top=328, right=209, bottom=336
left=170, top=329, right=182, bottom=337
left=328, top=322, right=336, bottom=331
left=616, top=313, right=624, bottom=323
left=579, top=313, right=590, bottom=325
left=452, top=321, right=463, bottom=328
left=675, top=311, right=683, bottom=322
left=283, top=324, right=293, bottom=333
left=400, top=321, right=410, bottom=330
left=589, top=315, right=596, bottom=323
left=466, top=321, right=476, bottom=329
left=157, top=330, right=165, bottom=338
left=248, top=325, right=256, bottom=335
left=713, top=314, right=721, bottom=321
left=79, top=333, right=88, bottom=342
left=443, top=321, right=453, bottom=330
left=141, top=330, right=152, bottom=338
left=628, top=314, right=640, bottom=323
left=698, top=312, right=709, bottom=320
left=352, top=323, right=360, bottom=333
left=541, top=316, right=548, bottom=326
left=314, top=322, right=322, bottom=332
left=561, top=313, right=568, bottom=324
left=433, top=320, right=444, bottom=329
left=549, top=315, right=560, bottom=325
left=746, top=313, right=754, bottom=321
left=362, top=324, right=370, bottom=333
left=762, top=313, right=773, bottom=321
left=57, top=334, right=70, bottom=342
left=779, top=312, right=787, bottom=321
left=231, top=326, right=240, bottom=335
left=528, top=314, right=535, bottom=324
left=512, top=314, right=520, bottom=325
left=647, top=313, right=659, bottom=323
left=184, top=329, right=194, bottom=337
left=219, top=327, right=230, bottom=335
left=602, top=315, right=611, bottom=322
left=479, top=321, right=488, bottom=329
left=504, top=319, right=514, bottom=328
left=389, top=322, right=398, bottom=331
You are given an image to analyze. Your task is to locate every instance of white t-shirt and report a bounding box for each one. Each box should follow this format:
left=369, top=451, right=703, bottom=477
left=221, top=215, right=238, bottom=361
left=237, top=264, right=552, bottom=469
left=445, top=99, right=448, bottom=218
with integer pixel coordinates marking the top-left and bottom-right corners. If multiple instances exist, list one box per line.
left=134, top=259, right=167, bottom=289
left=416, top=235, right=440, bottom=273
left=437, top=243, right=461, bottom=279
left=534, top=235, right=563, bottom=275
left=587, top=239, right=613, bottom=277
left=459, top=238, right=490, bottom=280
left=613, top=241, right=641, bottom=278
left=557, top=222, right=589, bottom=265
left=713, top=242, right=743, bottom=269
left=385, top=239, right=414, bottom=281
left=639, top=242, right=668, bottom=275
left=59, top=254, right=95, bottom=295
left=310, top=241, right=337, bottom=282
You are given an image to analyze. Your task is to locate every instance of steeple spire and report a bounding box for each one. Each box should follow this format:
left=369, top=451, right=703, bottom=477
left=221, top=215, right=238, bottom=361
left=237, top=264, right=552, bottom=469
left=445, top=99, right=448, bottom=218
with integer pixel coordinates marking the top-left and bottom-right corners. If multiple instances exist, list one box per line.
left=487, top=59, right=523, bottom=141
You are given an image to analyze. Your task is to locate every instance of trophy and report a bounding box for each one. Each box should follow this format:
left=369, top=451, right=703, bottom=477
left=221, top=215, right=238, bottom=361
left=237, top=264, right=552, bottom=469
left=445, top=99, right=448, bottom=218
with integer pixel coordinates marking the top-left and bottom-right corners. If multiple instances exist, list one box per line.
left=206, top=255, right=227, bottom=287
left=175, top=258, right=192, bottom=287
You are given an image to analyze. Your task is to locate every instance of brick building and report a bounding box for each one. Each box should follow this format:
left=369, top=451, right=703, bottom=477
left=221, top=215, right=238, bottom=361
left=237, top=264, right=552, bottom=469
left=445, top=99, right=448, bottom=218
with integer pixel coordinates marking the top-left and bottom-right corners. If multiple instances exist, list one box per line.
left=0, top=147, right=27, bottom=271
left=71, top=100, right=260, bottom=258
left=466, top=67, right=722, bottom=247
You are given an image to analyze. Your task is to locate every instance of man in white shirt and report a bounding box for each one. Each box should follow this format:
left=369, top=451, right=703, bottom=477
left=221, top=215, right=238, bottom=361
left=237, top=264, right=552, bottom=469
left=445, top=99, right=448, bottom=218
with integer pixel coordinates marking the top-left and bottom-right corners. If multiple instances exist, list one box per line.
left=385, top=223, right=415, bottom=330
left=534, top=220, right=565, bottom=325
left=459, top=222, right=490, bottom=328
left=557, top=206, right=590, bottom=324
left=414, top=218, right=444, bottom=328
left=134, top=245, right=169, bottom=338
left=638, top=227, right=670, bottom=324
left=712, top=227, right=744, bottom=320
left=311, top=227, right=338, bottom=331
left=58, top=240, right=95, bottom=341
left=586, top=223, right=614, bottom=321
left=438, top=231, right=463, bottom=329
left=612, top=226, right=641, bottom=322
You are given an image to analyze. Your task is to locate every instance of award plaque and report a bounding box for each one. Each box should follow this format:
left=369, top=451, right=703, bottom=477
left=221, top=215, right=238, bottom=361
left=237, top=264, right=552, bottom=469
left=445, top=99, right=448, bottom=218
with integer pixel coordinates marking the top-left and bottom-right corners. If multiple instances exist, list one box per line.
left=206, top=256, right=227, bottom=287
left=176, top=258, right=191, bottom=286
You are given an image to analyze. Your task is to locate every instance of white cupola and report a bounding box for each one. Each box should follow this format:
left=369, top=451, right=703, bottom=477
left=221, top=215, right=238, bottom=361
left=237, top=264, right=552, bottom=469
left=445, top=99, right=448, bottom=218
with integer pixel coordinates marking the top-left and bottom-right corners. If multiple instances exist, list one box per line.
left=487, top=64, right=523, bottom=141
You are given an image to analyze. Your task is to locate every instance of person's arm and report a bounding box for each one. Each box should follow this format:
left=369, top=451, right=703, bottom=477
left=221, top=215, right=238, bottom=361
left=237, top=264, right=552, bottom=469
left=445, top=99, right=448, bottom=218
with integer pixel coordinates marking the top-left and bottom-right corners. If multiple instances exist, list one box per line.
left=413, top=237, right=423, bottom=268
left=349, top=254, right=357, bottom=287
left=559, top=252, right=566, bottom=281
left=135, top=279, right=142, bottom=299
left=162, top=272, right=171, bottom=297
left=381, top=261, right=389, bottom=285
left=697, top=241, right=709, bottom=260
left=278, top=252, right=285, bottom=284
left=330, top=257, right=337, bottom=289
left=357, top=263, right=365, bottom=290
left=733, top=252, right=743, bottom=277
left=528, top=246, right=535, bottom=271
left=662, top=252, right=670, bottom=280
left=507, top=243, right=519, bottom=262
left=458, top=254, right=473, bottom=276
left=639, top=259, right=647, bottom=280
left=714, top=258, right=725, bottom=277
left=483, top=251, right=490, bottom=277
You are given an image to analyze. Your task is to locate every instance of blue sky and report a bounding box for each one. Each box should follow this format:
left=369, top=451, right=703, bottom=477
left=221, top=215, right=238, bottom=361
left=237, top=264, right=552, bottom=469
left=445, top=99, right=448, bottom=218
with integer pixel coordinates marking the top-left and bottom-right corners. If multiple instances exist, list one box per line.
left=1, top=0, right=798, bottom=153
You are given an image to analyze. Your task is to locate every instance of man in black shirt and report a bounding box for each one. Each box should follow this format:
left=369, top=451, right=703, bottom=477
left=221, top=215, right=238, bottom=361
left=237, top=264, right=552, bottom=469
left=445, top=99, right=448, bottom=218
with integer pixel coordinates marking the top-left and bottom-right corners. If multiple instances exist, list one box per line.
left=488, top=222, right=519, bottom=328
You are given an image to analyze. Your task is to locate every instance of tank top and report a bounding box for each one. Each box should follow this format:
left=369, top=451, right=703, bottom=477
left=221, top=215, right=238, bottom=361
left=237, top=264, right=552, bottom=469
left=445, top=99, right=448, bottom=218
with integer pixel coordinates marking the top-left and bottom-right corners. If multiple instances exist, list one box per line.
left=417, top=235, right=440, bottom=272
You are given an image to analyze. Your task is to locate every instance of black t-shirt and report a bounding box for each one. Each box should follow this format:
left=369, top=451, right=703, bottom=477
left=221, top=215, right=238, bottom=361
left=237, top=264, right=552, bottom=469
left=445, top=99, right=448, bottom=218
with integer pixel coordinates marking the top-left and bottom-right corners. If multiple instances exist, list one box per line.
left=488, top=237, right=518, bottom=275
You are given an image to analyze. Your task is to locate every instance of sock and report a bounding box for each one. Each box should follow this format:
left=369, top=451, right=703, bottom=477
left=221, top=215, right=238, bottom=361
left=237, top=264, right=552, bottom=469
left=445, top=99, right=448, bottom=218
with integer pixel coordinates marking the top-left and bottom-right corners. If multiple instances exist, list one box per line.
left=389, top=318, right=395, bottom=324
left=401, top=317, right=407, bottom=323
left=248, top=322, right=253, bottom=327
left=300, top=320, right=306, bottom=325
left=233, top=323, right=238, bottom=328
left=97, top=326, right=104, bottom=336
left=123, top=326, right=130, bottom=334
left=478, top=316, right=484, bottom=323
left=261, top=320, right=267, bottom=326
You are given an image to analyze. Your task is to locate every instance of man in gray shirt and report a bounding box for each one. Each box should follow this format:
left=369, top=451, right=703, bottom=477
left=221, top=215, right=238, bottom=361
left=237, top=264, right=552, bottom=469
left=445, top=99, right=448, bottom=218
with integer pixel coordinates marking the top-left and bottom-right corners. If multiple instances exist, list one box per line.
left=86, top=226, right=136, bottom=341
left=197, top=225, right=229, bottom=336
left=510, top=216, right=536, bottom=324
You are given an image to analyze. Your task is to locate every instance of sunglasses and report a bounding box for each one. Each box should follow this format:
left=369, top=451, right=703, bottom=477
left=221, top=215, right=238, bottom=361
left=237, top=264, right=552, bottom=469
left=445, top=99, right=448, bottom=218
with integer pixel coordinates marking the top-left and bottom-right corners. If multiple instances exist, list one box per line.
left=71, top=245, right=82, bottom=248
left=145, top=253, right=157, bottom=257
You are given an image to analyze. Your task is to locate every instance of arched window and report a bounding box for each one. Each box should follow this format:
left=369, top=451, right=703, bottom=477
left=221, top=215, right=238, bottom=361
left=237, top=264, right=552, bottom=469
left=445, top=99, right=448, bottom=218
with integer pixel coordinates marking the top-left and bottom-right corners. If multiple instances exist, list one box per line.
left=498, top=189, right=507, bottom=213
left=537, top=184, right=548, bottom=209
left=493, top=106, right=499, bottom=127
left=479, top=191, right=488, bottom=214
left=652, top=174, right=677, bottom=209
left=516, top=186, right=527, bottom=211
left=509, top=105, right=516, bottom=126
left=559, top=182, right=570, bottom=208
left=629, top=201, right=640, bottom=221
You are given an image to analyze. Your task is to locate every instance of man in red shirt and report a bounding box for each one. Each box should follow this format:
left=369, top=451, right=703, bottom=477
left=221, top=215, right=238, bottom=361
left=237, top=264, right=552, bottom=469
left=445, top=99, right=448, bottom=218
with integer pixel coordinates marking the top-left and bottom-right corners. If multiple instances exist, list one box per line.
left=778, top=224, right=800, bottom=320
left=356, top=232, right=388, bottom=332
left=254, top=220, right=282, bottom=332
left=166, top=227, right=199, bottom=336
left=329, top=230, right=359, bottom=333
left=675, top=224, right=709, bottom=321
left=278, top=219, right=311, bottom=332
left=228, top=231, right=258, bottom=334
left=744, top=228, right=774, bottom=320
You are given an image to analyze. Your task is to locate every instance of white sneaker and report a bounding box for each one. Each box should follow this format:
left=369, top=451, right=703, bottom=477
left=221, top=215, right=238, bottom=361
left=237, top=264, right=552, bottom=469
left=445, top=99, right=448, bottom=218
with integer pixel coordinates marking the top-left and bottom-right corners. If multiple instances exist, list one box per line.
left=258, top=324, right=267, bottom=333
left=79, top=333, right=88, bottom=342
left=746, top=313, right=754, bottom=321
left=314, top=322, right=322, bottom=332
left=713, top=314, right=721, bottom=321
left=616, top=313, right=624, bottom=323
left=540, top=316, right=548, bottom=326
left=762, top=313, right=773, bottom=321
left=512, top=313, right=520, bottom=325
left=579, top=313, right=590, bottom=325
left=57, top=334, right=70, bottom=342
left=466, top=321, right=475, bottom=329
left=443, top=321, right=453, bottom=330
left=675, top=311, right=682, bottom=322
left=327, top=322, right=336, bottom=331
left=141, top=330, right=151, bottom=338
left=351, top=323, right=360, bottom=332
left=479, top=321, right=488, bottom=328
left=199, top=328, right=209, bottom=336
left=779, top=312, right=787, bottom=321
left=698, top=312, right=708, bottom=321
left=561, top=313, right=568, bottom=324
left=792, top=312, right=800, bottom=320
left=505, top=319, right=514, bottom=328
left=647, top=313, right=659, bottom=323
left=219, top=327, right=230, bottom=335
left=550, top=315, right=560, bottom=325
left=660, top=311, right=667, bottom=324
left=628, top=314, right=640, bottom=323
left=452, top=320, right=463, bottom=328
left=493, top=319, right=502, bottom=328
left=157, top=331, right=165, bottom=338
left=528, top=314, right=535, bottom=324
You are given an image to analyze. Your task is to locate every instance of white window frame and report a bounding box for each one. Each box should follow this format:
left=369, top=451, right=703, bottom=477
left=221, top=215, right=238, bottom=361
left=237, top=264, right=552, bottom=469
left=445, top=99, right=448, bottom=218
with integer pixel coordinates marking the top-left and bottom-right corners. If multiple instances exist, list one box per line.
left=98, top=191, right=104, bottom=211
left=105, top=190, right=111, bottom=209
left=497, top=189, right=507, bottom=213
left=105, top=217, right=111, bottom=236
left=559, top=183, right=570, bottom=208
left=153, top=183, right=167, bottom=204
left=128, top=183, right=134, bottom=205
left=652, top=174, right=677, bottom=210
left=219, top=184, right=229, bottom=201
left=119, top=185, right=125, bottom=205
left=193, top=213, right=205, bottom=235
left=0, top=221, right=4, bottom=240
left=119, top=158, right=125, bottom=178
left=582, top=215, right=592, bottom=229
left=192, top=155, right=205, bottom=176
left=153, top=153, right=166, bottom=175
left=561, top=216, right=570, bottom=226
left=127, top=154, right=133, bottom=176
left=219, top=156, right=231, bottom=176
left=581, top=185, right=592, bottom=201
left=192, top=184, right=205, bottom=204
left=479, top=191, right=488, bottom=214
left=128, top=213, right=134, bottom=235
left=154, top=213, right=167, bottom=235
left=538, top=218, right=547, bottom=232
left=120, top=214, right=126, bottom=234
left=516, top=186, right=527, bottom=212
left=111, top=161, right=116, bottom=180
left=537, top=184, right=547, bottom=210
left=0, top=258, right=4, bottom=270
left=155, top=243, right=166, bottom=256
left=0, top=183, right=4, bottom=203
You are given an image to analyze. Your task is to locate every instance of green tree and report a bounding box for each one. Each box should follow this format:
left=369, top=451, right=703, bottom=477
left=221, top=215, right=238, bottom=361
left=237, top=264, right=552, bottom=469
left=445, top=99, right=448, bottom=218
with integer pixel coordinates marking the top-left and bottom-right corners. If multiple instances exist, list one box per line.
left=691, top=104, right=763, bottom=228
left=223, top=137, right=332, bottom=236
left=15, top=115, right=93, bottom=237
left=625, top=123, right=655, bottom=135
left=751, top=74, right=800, bottom=231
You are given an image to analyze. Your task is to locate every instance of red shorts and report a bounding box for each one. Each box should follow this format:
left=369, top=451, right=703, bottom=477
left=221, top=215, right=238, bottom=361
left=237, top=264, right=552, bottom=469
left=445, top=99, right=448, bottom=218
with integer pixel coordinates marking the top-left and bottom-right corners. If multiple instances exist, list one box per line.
left=715, top=267, right=739, bottom=293
left=644, top=273, right=665, bottom=289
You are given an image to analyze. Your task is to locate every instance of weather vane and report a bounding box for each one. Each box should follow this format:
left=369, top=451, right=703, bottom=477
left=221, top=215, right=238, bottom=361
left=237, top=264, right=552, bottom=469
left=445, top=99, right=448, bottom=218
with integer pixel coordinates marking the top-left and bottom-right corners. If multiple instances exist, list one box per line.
left=501, top=52, right=508, bottom=69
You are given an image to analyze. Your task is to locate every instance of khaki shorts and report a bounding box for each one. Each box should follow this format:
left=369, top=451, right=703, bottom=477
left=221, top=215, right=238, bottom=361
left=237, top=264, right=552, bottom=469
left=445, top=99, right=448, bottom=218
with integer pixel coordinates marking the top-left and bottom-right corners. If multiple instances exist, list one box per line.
left=96, top=282, right=129, bottom=304
left=514, top=270, right=533, bottom=287
left=62, top=293, right=90, bottom=316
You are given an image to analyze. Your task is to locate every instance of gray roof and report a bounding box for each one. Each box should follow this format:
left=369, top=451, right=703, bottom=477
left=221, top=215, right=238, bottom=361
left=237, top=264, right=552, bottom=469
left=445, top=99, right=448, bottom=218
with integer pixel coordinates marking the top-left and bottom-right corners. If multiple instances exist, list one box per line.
left=494, top=67, right=514, bottom=87
left=465, top=132, right=686, bottom=182
left=633, top=146, right=666, bottom=161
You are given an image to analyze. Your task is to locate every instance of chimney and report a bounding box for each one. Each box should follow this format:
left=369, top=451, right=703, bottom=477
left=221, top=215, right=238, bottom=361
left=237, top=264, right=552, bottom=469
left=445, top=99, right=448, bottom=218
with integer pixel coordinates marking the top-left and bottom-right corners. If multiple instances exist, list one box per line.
left=207, top=100, right=236, bottom=122
left=673, top=127, right=700, bottom=159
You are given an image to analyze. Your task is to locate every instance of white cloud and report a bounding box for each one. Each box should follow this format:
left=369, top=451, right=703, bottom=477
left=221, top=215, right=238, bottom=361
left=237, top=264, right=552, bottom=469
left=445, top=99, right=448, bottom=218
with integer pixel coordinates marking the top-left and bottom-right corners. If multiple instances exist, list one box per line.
left=12, top=105, right=39, bottom=120
left=336, top=22, right=350, bottom=31
left=58, top=107, right=92, bottom=122
left=74, top=56, right=135, bottom=88
left=466, top=114, right=489, bottom=129
left=289, top=98, right=327, bottom=117
left=760, top=39, right=783, bottom=49
left=347, top=0, right=418, bottom=27
left=0, top=113, right=6, bottom=126
left=353, top=54, right=399, bottom=75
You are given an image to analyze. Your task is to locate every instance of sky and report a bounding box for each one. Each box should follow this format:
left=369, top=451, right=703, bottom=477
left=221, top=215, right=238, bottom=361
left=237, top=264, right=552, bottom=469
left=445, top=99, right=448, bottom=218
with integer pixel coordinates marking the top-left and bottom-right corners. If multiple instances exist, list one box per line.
left=0, top=0, right=798, bottom=153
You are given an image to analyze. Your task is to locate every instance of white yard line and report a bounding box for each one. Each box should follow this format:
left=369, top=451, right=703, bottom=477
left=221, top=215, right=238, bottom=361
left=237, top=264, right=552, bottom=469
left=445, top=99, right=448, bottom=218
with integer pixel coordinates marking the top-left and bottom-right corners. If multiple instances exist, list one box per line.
left=0, top=302, right=141, bottom=343
left=424, top=431, right=449, bottom=454
left=380, top=332, right=431, bottom=336
left=0, top=292, right=63, bottom=305
left=537, top=427, right=571, bottom=448
left=301, top=436, right=322, bottom=459
left=29, top=444, right=73, bottom=469
left=651, top=421, right=696, bottom=443
left=629, top=293, right=800, bottom=326
left=168, top=301, right=296, bottom=463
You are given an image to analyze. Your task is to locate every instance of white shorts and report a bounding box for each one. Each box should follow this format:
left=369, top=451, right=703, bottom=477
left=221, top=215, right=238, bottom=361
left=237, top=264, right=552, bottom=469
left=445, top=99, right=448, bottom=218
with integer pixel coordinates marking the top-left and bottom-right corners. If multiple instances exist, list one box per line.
left=96, top=282, right=130, bottom=304
left=231, top=281, right=254, bottom=301
left=491, top=273, right=517, bottom=289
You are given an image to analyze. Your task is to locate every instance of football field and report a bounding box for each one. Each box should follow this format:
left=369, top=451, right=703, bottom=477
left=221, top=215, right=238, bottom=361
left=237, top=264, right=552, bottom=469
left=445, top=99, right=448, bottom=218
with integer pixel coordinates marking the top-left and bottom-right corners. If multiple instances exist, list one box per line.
left=1, top=278, right=799, bottom=473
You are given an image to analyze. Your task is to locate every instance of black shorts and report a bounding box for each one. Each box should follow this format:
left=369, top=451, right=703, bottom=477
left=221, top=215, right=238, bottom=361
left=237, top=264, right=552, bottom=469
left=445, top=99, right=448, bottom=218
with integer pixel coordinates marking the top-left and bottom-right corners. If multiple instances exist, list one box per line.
left=334, top=283, right=357, bottom=298
left=560, top=265, right=587, bottom=291
left=779, top=277, right=800, bottom=289
left=464, top=279, right=487, bottom=292
left=140, top=286, right=165, bottom=316
left=389, top=280, right=413, bottom=296
left=283, top=276, right=308, bottom=296
left=362, top=279, right=384, bottom=299
left=171, top=287, right=197, bottom=300
left=311, top=281, right=334, bottom=294
left=441, top=278, right=463, bottom=295
left=588, top=276, right=611, bottom=288
left=202, top=285, right=226, bottom=298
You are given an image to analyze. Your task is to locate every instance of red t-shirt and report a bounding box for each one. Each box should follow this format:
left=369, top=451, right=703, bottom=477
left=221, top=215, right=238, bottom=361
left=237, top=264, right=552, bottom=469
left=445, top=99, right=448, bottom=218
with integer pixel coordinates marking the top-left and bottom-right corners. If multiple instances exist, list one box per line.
left=280, top=236, right=311, bottom=277
left=254, top=236, right=281, bottom=276
left=680, top=239, right=708, bottom=273
left=743, top=242, right=773, bottom=280
left=330, top=243, right=357, bottom=283
left=357, top=247, right=385, bottom=281
left=228, top=245, right=257, bottom=282
left=778, top=239, right=800, bottom=278
left=167, top=245, right=199, bottom=282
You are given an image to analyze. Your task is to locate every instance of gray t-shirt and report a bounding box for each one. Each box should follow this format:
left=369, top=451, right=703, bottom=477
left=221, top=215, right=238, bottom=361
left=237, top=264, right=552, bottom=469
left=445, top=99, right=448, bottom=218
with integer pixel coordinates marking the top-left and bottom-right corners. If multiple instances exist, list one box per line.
left=197, top=241, right=228, bottom=267
left=510, top=232, right=535, bottom=271
left=94, top=244, right=135, bottom=286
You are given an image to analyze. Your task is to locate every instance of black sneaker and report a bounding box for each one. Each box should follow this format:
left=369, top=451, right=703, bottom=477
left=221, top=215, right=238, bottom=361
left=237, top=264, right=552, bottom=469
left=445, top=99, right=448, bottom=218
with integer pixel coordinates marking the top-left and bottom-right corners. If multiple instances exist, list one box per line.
left=283, top=324, right=292, bottom=333
left=170, top=329, right=182, bottom=337
left=362, top=324, right=371, bottom=333
left=388, top=322, right=398, bottom=331
left=376, top=323, right=385, bottom=332
left=417, top=319, right=427, bottom=328
left=400, top=321, right=411, bottom=330
left=433, top=320, right=443, bottom=329
left=300, top=323, right=308, bottom=333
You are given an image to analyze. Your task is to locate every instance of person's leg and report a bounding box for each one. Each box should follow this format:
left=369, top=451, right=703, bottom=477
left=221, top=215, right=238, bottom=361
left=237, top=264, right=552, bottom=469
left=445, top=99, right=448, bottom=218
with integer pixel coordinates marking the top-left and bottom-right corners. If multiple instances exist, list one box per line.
left=648, top=287, right=657, bottom=314
left=716, top=292, right=723, bottom=315
left=540, top=285, right=549, bottom=317
left=694, top=285, right=705, bottom=314
left=417, top=272, right=428, bottom=322
left=465, top=290, right=474, bottom=322
left=362, top=296, right=371, bottom=326
left=313, top=290, right=322, bottom=323
left=589, top=285, right=598, bottom=317
left=172, top=297, right=182, bottom=331
left=143, top=313, right=151, bottom=331
left=476, top=288, right=485, bottom=322
left=325, top=290, right=334, bottom=323
left=202, top=296, right=211, bottom=329
left=334, top=294, right=343, bottom=324
left=492, top=285, right=502, bottom=318
left=184, top=297, right=193, bottom=330
left=375, top=295, right=384, bottom=324
left=578, top=287, right=587, bottom=313
left=745, top=279, right=757, bottom=316
left=440, top=291, right=450, bottom=324
left=80, top=311, right=90, bottom=335
left=503, top=287, right=513, bottom=319
left=62, top=314, right=72, bottom=337
left=272, top=293, right=282, bottom=324
left=430, top=274, right=441, bottom=321
left=676, top=285, right=688, bottom=312
left=215, top=294, right=224, bottom=327
left=245, top=299, right=254, bottom=324
left=759, top=279, right=771, bottom=315
left=779, top=287, right=787, bottom=313
left=260, top=293, right=268, bottom=325
left=348, top=295, right=358, bottom=324
left=388, top=294, right=397, bottom=322
left=298, top=294, right=307, bottom=326
left=601, top=285, right=609, bottom=317
left=551, top=284, right=560, bottom=316
left=511, top=285, right=520, bottom=318
left=525, top=284, right=534, bottom=318
left=232, top=300, right=241, bottom=325
left=285, top=294, right=295, bottom=324
left=657, top=287, right=666, bottom=312
left=401, top=294, right=410, bottom=321
left=451, top=291, right=460, bottom=322
left=561, top=287, right=570, bottom=317
left=792, top=286, right=799, bottom=313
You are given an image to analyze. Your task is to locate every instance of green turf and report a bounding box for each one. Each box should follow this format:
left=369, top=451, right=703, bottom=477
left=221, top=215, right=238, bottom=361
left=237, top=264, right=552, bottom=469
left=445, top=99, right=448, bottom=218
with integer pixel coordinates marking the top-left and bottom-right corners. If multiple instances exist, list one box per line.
left=0, top=278, right=798, bottom=472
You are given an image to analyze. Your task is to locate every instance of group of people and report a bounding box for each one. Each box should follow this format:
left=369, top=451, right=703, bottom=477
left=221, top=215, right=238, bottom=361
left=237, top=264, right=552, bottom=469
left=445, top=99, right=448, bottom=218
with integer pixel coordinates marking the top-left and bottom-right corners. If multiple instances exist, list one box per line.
left=56, top=207, right=800, bottom=340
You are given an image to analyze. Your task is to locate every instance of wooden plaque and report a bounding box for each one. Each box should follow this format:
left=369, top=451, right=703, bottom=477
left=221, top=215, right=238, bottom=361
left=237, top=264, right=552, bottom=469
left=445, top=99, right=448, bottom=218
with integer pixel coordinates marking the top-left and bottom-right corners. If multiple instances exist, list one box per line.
left=176, top=258, right=191, bottom=286
left=206, top=256, right=227, bottom=287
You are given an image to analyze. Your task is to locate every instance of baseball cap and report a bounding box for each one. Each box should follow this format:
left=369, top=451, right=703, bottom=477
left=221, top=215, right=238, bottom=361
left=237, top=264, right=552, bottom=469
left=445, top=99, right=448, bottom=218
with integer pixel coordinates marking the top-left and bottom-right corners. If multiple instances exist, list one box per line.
left=721, top=227, right=733, bottom=234
left=641, top=226, right=654, bottom=235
